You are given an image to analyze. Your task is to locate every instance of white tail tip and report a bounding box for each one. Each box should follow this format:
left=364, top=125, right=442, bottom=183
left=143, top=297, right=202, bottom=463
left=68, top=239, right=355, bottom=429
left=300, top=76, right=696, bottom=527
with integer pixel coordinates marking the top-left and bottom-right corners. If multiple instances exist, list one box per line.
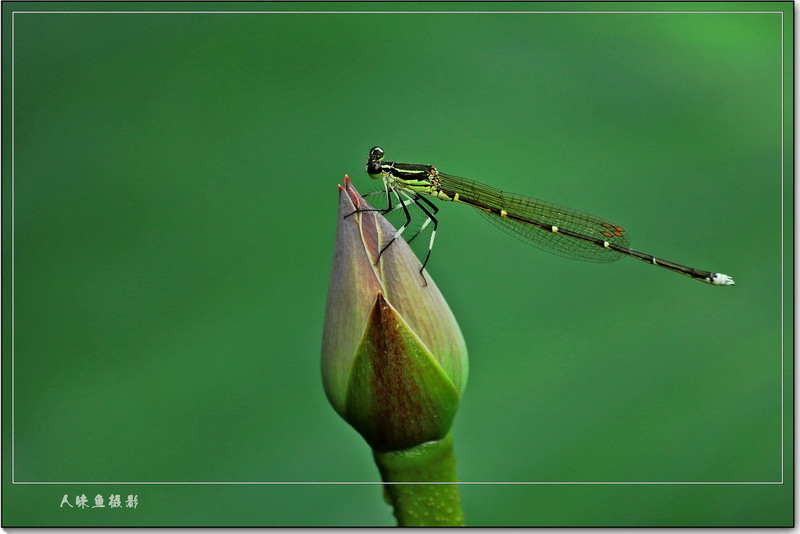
left=710, top=273, right=735, bottom=286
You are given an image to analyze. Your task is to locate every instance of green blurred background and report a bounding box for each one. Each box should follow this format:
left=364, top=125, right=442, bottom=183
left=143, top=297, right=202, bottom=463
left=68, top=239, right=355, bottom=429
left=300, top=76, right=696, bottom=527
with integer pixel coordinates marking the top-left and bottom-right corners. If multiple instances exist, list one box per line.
left=3, top=1, right=792, bottom=526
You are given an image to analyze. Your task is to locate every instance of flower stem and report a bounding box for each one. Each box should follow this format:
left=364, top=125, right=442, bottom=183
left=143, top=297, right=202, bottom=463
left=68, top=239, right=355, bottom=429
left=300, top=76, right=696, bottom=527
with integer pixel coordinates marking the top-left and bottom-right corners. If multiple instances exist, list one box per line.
left=372, top=433, right=465, bottom=526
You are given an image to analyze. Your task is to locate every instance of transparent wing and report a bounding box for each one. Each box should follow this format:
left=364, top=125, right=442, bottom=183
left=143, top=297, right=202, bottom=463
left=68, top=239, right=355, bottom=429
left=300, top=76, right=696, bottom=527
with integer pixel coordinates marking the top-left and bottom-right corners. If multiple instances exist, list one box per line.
left=437, top=173, right=630, bottom=263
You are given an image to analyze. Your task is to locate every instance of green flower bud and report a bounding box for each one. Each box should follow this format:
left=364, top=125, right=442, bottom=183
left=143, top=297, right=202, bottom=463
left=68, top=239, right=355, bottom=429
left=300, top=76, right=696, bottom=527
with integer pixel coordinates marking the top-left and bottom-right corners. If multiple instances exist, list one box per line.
left=321, top=177, right=468, bottom=452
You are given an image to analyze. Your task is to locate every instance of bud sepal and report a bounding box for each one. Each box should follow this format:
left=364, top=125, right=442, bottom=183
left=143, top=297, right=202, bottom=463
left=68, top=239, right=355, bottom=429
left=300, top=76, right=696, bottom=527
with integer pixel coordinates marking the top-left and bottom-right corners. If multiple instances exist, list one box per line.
left=345, top=292, right=460, bottom=452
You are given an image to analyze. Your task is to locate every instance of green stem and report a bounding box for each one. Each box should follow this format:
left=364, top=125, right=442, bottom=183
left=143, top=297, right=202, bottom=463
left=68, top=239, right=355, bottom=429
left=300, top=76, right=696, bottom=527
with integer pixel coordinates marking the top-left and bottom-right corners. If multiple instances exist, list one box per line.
left=372, top=433, right=464, bottom=526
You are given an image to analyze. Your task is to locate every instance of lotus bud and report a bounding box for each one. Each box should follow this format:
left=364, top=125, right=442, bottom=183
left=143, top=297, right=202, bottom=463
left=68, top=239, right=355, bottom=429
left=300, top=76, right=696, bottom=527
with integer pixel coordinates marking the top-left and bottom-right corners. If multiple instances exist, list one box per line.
left=321, top=177, right=468, bottom=452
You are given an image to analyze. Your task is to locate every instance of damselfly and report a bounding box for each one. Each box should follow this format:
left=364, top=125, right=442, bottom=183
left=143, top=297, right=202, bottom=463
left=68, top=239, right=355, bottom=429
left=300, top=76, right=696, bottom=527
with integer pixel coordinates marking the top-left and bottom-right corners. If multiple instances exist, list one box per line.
left=362, top=146, right=734, bottom=287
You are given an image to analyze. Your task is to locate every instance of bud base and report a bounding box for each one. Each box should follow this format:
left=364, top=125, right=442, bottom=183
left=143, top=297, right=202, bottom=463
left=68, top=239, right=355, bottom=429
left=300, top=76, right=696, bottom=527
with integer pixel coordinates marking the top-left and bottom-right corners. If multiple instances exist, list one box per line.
left=373, top=433, right=464, bottom=526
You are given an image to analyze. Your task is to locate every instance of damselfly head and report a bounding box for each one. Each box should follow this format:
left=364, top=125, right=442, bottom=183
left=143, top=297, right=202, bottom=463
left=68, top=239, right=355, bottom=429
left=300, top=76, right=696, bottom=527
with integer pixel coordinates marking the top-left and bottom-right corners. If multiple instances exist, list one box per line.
left=368, top=146, right=385, bottom=162
left=366, top=146, right=386, bottom=178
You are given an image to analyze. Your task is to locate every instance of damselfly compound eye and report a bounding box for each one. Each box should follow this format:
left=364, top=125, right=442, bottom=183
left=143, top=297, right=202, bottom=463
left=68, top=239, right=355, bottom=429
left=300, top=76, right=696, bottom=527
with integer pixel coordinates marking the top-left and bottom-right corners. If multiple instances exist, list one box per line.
left=367, top=161, right=382, bottom=175
left=369, top=146, right=385, bottom=161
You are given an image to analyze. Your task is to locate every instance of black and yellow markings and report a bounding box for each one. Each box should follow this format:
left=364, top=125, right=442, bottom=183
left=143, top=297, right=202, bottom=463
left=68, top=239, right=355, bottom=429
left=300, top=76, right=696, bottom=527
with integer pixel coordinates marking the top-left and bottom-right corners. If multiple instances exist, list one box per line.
left=364, top=146, right=734, bottom=286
